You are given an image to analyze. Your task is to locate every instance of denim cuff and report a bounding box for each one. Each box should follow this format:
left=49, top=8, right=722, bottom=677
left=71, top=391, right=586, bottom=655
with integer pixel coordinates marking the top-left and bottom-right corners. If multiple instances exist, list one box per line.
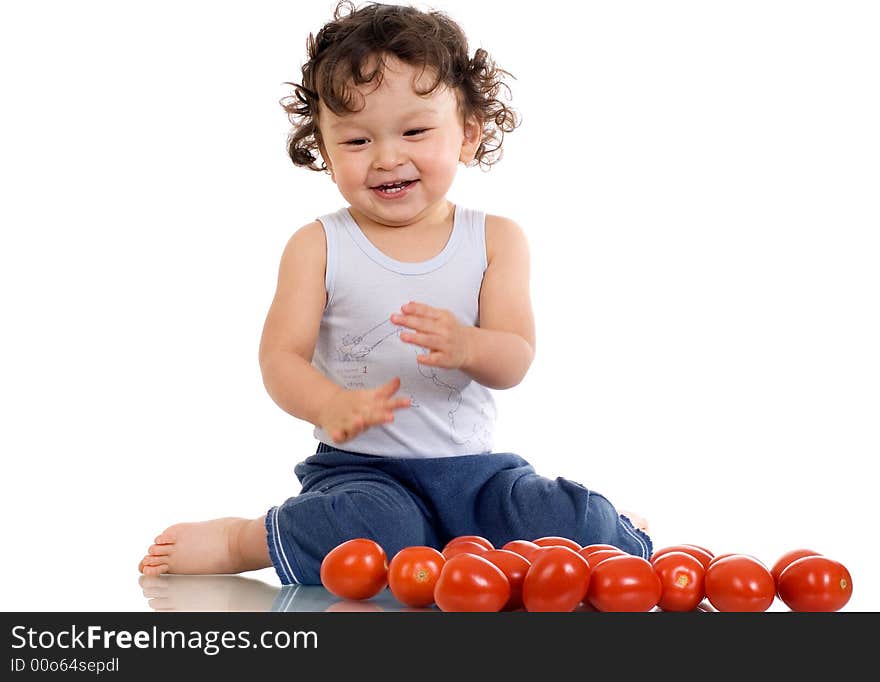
left=617, top=512, right=653, bottom=559
left=265, top=506, right=300, bottom=585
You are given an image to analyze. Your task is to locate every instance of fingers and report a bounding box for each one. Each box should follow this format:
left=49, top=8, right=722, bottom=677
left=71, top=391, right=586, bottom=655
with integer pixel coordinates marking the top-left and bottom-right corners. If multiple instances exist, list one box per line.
left=399, top=330, right=441, bottom=350
left=330, top=394, right=410, bottom=444
left=416, top=352, right=442, bottom=366
left=400, top=301, right=440, bottom=318
left=375, top=376, right=402, bottom=397
left=391, top=312, right=440, bottom=334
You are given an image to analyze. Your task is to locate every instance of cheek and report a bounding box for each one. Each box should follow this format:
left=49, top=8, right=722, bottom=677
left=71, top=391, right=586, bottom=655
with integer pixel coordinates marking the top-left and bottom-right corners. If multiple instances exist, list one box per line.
left=415, top=138, right=461, bottom=175
left=332, top=159, right=365, bottom=186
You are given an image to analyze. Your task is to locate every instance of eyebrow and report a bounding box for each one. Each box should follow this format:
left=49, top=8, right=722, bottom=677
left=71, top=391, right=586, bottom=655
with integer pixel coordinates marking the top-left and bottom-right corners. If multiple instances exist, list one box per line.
left=329, top=108, right=442, bottom=130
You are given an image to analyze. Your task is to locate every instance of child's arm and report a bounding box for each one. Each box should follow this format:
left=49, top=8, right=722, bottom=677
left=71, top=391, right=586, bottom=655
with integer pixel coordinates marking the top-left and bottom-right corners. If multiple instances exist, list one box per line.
left=392, top=216, right=535, bottom=390
left=259, top=222, right=410, bottom=442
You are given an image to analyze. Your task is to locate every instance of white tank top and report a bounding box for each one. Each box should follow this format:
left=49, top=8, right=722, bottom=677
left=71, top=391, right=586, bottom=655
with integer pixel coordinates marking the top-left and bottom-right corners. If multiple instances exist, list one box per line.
left=312, top=205, right=496, bottom=457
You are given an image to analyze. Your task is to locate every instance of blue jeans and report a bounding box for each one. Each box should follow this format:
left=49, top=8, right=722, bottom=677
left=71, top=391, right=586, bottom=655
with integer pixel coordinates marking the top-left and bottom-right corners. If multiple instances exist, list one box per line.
left=265, top=443, right=652, bottom=585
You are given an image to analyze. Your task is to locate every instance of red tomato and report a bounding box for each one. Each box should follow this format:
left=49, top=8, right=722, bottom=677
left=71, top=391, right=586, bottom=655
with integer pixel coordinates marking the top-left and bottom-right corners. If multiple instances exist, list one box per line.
left=442, top=535, right=494, bottom=553
left=707, top=552, right=739, bottom=568
left=776, top=556, right=853, bottom=612
left=483, top=549, right=531, bottom=611
left=587, top=554, right=661, bottom=612
left=442, top=540, right=490, bottom=560
left=652, top=551, right=706, bottom=612
left=704, top=554, right=775, bottom=612
left=433, top=553, right=510, bottom=612
left=522, top=546, right=591, bottom=612
left=770, top=548, right=821, bottom=588
left=319, top=538, right=388, bottom=601
left=651, top=544, right=714, bottom=572
left=680, top=543, right=714, bottom=557
left=580, top=544, right=622, bottom=557
left=387, top=546, right=446, bottom=608
left=501, top=539, right=542, bottom=562
left=580, top=548, right=625, bottom=569
left=532, top=536, right=582, bottom=551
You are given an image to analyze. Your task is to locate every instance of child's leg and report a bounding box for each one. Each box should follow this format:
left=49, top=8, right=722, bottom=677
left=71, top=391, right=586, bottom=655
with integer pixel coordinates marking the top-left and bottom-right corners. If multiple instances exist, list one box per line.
left=474, top=462, right=653, bottom=557
left=256, top=447, right=441, bottom=585
left=412, top=452, right=653, bottom=558
left=138, top=516, right=271, bottom=577
left=266, top=476, right=437, bottom=585
left=138, top=450, right=437, bottom=583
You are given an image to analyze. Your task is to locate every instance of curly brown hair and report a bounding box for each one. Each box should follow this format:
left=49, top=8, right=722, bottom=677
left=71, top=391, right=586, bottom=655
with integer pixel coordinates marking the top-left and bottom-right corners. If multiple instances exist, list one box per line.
left=280, top=1, right=519, bottom=172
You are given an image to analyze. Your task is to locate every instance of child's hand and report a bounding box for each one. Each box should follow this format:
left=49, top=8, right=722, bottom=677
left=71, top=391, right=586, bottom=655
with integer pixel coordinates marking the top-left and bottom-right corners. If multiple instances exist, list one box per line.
left=391, top=301, right=473, bottom=370
left=317, top=376, right=411, bottom=444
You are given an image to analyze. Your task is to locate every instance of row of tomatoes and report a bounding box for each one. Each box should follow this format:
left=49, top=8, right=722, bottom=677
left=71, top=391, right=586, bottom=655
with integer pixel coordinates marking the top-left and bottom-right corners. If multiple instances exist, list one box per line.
left=319, top=535, right=853, bottom=612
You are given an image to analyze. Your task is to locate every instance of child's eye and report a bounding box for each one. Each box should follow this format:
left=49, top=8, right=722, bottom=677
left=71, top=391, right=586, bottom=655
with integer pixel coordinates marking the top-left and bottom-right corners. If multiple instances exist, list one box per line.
left=404, top=129, right=428, bottom=137
left=344, top=138, right=368, bottom=146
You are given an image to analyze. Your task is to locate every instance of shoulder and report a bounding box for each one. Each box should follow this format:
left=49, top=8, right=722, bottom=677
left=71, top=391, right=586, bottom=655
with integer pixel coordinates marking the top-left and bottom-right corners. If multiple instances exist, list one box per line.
left=280, top=220, right=326, bottom=266
left=286, top=219, right=325, bottom=251
left=484, top=213, right=529, bottom=266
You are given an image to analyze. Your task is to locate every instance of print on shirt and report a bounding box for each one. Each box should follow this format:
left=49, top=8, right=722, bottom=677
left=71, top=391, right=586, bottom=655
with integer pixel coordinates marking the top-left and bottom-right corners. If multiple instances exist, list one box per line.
left=333, top=317, right=492, bottom=449
left=414, top=347, right=494, bottom=449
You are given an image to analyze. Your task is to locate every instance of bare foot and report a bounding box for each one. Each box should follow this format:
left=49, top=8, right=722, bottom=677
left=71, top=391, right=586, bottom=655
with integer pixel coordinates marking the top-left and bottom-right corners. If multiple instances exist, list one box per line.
left=138, top=516, right=271, bottom=577
left=619, top=509, right=650, bottom=532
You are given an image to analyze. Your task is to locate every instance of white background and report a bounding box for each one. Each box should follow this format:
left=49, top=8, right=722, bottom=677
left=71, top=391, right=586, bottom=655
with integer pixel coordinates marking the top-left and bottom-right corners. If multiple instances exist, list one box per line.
left=1, top=0, right=877, bottom=611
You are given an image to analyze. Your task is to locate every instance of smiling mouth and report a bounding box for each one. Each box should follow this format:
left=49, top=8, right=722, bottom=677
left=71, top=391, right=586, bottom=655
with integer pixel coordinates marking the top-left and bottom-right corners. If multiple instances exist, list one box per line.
left=372, top=180, right=417, bottom=193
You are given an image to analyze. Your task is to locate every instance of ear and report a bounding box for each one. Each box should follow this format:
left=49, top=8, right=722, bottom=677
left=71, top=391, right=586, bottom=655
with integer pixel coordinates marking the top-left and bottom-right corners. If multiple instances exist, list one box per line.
left=459, top=114, right=482, bottom=165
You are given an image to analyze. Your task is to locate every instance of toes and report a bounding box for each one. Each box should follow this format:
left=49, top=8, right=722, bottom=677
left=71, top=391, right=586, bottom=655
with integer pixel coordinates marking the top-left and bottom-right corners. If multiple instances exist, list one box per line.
left=138, top=555, right=169, bottom=575
left=154, top=524, right=184, bottom=544
left=140, top=555, right=168, bottom=569
left=620, top=510, right=649, bottom=532
left=148, top=543, right=171, bottom=556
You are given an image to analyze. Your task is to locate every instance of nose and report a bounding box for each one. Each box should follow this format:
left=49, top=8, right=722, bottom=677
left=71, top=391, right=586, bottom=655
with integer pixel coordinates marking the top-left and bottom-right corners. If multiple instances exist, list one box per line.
left=371, top=138, right=404, bottom=170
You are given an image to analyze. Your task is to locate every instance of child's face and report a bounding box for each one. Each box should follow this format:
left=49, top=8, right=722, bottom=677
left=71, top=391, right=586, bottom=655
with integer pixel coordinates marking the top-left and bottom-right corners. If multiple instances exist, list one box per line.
left=317, top=55, right=480, bottom=227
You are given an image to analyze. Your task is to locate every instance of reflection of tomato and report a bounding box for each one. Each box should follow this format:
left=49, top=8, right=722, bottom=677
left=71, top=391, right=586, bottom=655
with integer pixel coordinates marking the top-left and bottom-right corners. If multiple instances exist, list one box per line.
left=501, top=539, right=541, bottom=562
left=652, top=551, right=705, bottom=612
left=483, top=549, right=531, bottom=611
left=522, top=546, right=591, bottom=612
left=325, top=600, right=385, bottom=612
left=651, top=544, right=714, bottom=572
left=433, top=553, right=510, bottom=612
left=442, top=535, right=494, bottom=553
left=442, top=540, right=490, bottom=560
left=320, top=538, right=388, bottom=601
left=770, top=549, right=821, bottom=588
left=533, top=536, right=582, bottom=551
left=704, top=554, right=775, bottom=612
left=776, top=556, right=853, bottom=612
left=580, top=548, right=625, bottom=569
left=387, top=546, right=446, bottom=608
left=587, top=555, right=661, bottom=612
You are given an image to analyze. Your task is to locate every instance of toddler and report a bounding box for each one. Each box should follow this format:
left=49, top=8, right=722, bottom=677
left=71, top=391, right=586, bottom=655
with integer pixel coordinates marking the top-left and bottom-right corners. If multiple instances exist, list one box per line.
left=139, top=0, right=651, bottom=586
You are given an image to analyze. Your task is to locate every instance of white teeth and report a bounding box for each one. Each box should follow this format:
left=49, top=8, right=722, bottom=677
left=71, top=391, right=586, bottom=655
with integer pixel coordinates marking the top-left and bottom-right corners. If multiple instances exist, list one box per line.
left=374, top=180, right=416, bottom=193
left=376, top=181, right=411, bottom=194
